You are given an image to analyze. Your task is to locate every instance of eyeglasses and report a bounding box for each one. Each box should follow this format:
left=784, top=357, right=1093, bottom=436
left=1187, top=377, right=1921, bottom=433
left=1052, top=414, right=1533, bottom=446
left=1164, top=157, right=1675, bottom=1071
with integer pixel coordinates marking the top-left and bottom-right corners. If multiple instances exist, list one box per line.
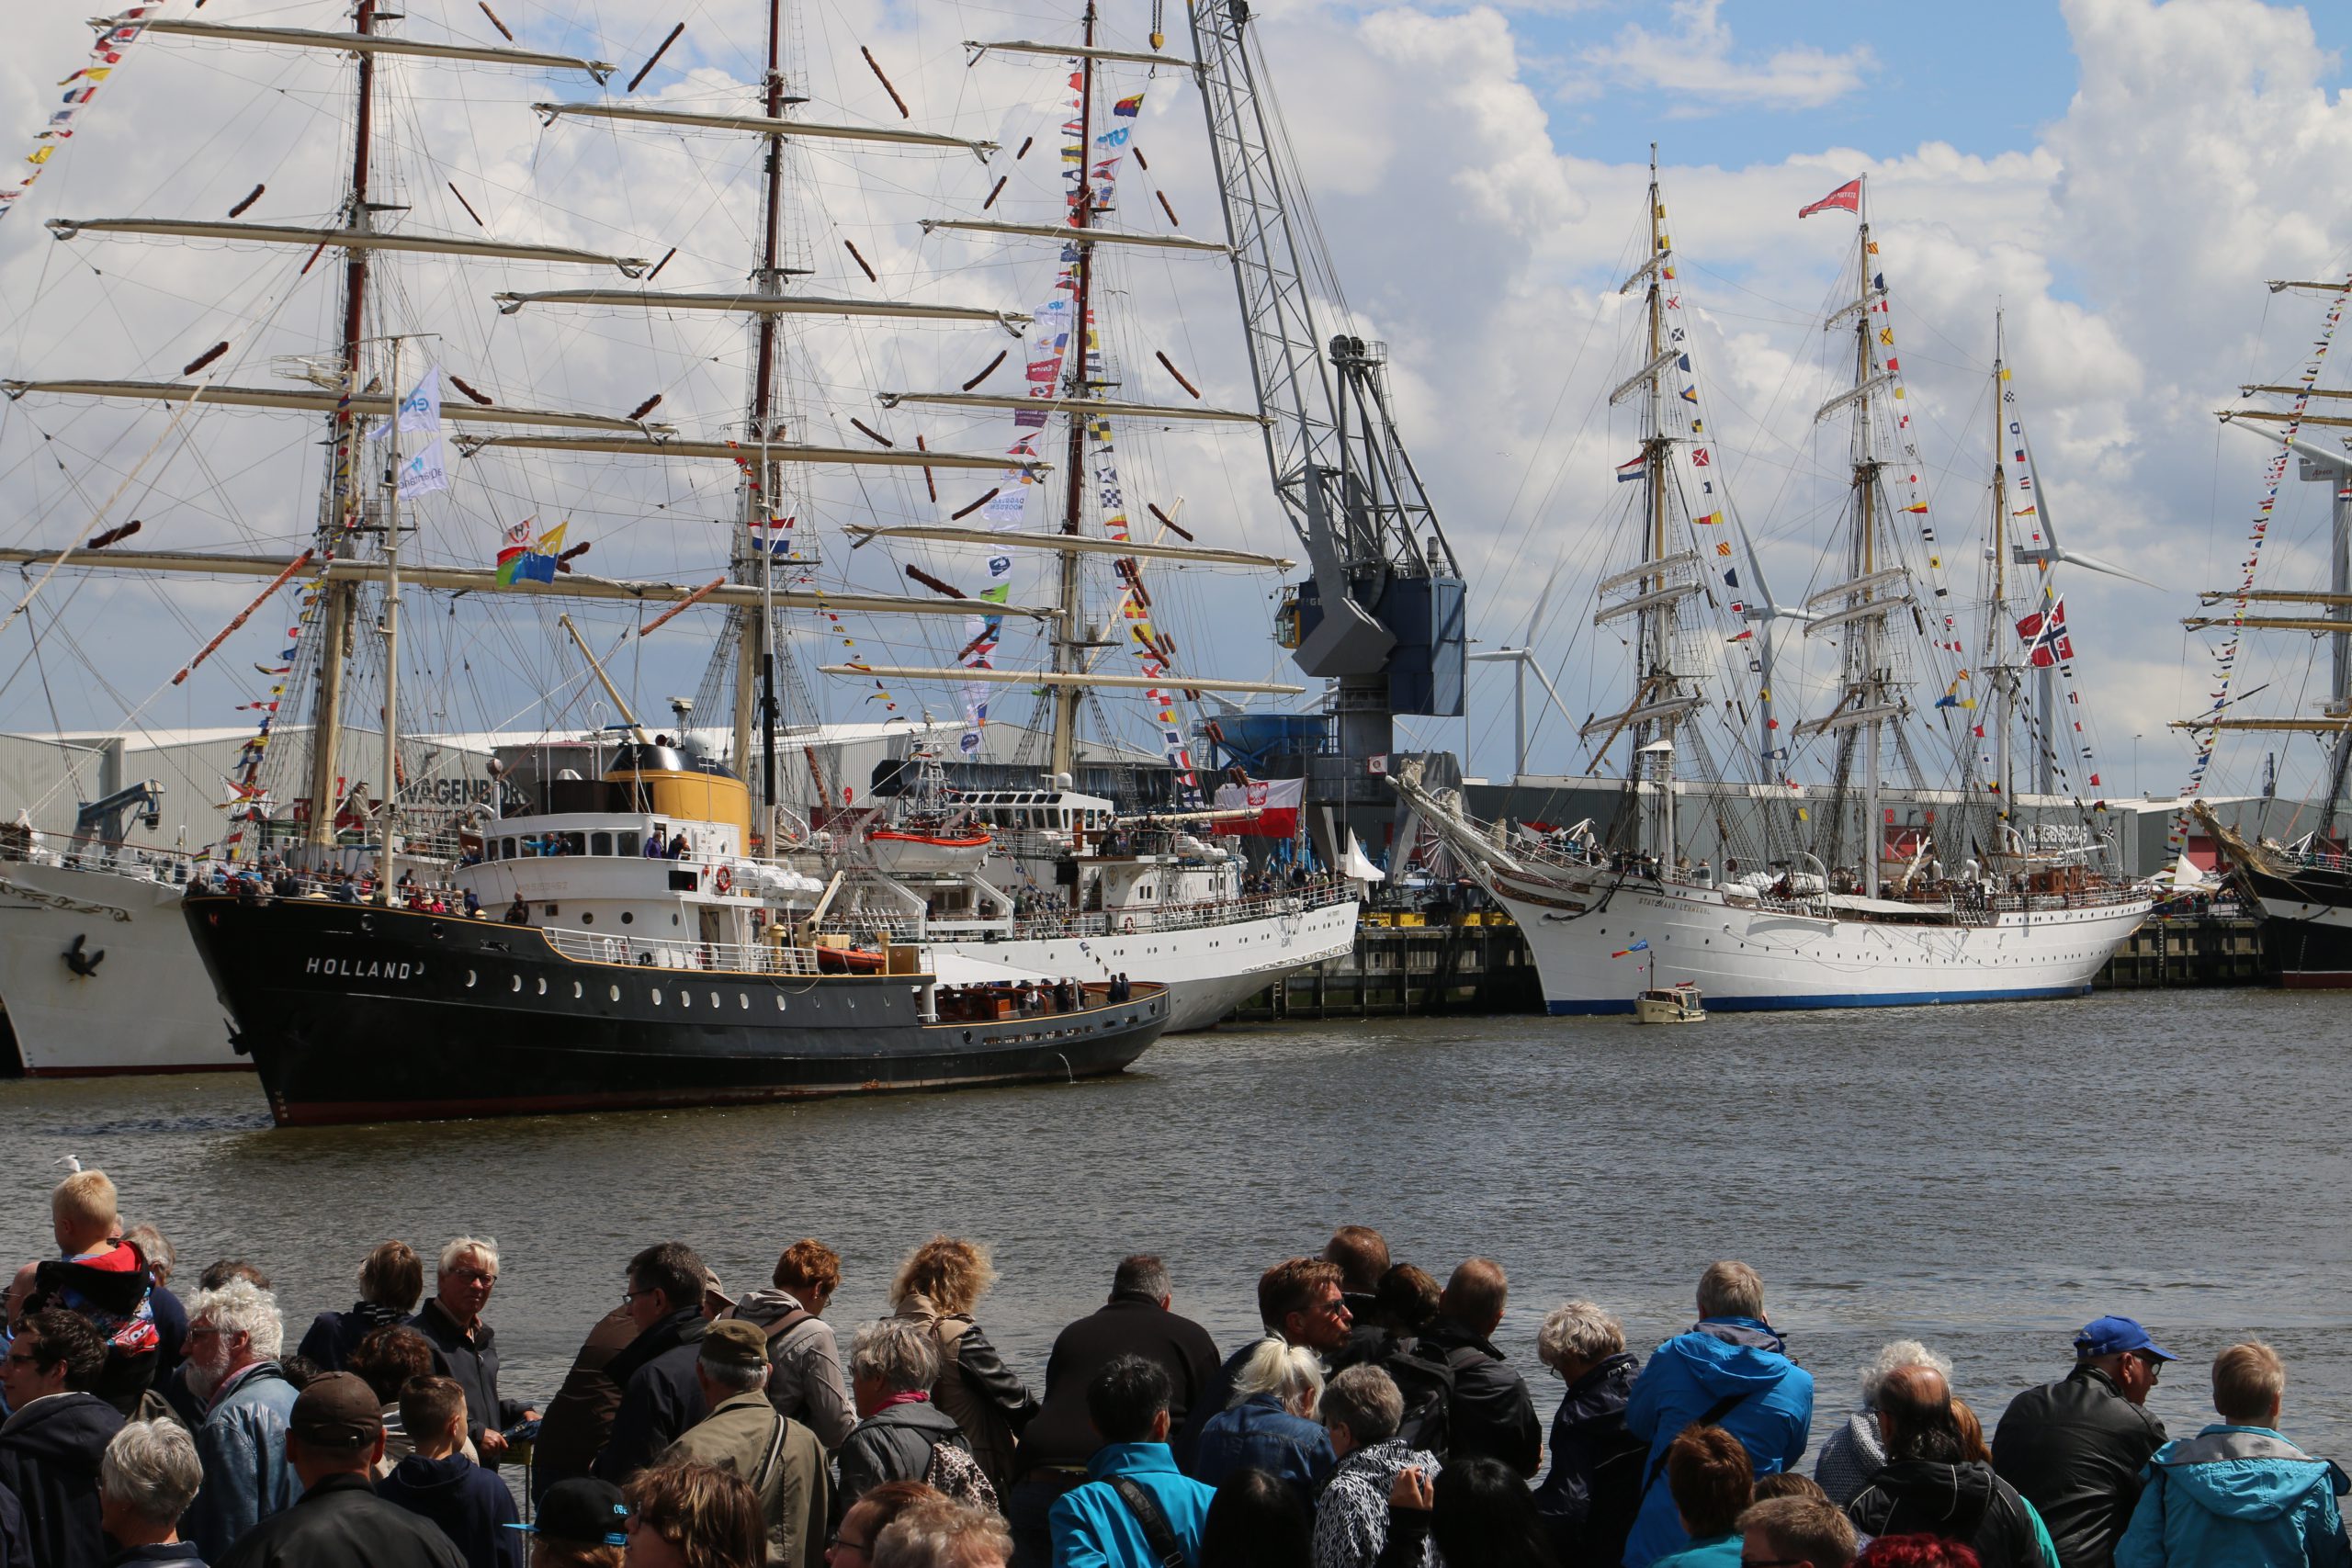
left=450, top=1268, right=497, bottom=1286
left=621, top=1287, right=654, bottom=1305
left=2137, top=1354, right=2165, bottom=1382
left=825, top=1531, right=871, bottom=1555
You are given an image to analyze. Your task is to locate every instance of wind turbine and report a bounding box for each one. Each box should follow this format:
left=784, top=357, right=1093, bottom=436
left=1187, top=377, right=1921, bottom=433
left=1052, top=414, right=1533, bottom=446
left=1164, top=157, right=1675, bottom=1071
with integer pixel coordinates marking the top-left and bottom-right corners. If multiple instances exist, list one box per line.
left=1730, top=513, right=1814, bottom=781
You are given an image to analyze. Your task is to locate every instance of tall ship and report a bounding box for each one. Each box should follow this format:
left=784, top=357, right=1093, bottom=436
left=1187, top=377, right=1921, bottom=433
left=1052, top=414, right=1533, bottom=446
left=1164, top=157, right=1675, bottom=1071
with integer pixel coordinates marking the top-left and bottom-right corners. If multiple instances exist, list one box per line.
left=2187, top=276, right=2352, bottom=984
left=0, top=0, right=1371, bottom=1077
left=1396, top=164, right=2149, bottom=1012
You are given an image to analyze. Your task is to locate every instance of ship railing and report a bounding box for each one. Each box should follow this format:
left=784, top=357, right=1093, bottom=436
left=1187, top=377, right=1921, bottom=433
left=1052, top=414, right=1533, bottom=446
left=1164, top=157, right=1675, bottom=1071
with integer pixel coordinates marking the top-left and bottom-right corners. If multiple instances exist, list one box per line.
left=540, top=926, right=824, bottom=976
left=813, top=879, right=1352, bottom=943
left=0, top=837, right=200, bottom=882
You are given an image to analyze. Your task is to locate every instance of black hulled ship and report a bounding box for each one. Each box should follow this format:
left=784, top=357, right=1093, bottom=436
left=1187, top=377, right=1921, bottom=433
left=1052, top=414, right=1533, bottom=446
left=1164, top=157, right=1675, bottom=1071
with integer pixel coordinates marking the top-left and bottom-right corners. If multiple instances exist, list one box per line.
left=187, top=735, right=1168, bottom=1125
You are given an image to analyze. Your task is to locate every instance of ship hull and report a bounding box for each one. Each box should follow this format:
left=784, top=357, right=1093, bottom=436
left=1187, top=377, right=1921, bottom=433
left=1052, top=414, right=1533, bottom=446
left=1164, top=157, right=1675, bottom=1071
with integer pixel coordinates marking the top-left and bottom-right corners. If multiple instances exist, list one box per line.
left=0, top=860, right=242, bottom=1075
left=929, top=897, right=1360, bottom=1032
left=1489, top=867, right=2149, bottom=1015
left=184, top=894, right=1169, bottom=1125
left=2239, top=864, right=2352, bottom=987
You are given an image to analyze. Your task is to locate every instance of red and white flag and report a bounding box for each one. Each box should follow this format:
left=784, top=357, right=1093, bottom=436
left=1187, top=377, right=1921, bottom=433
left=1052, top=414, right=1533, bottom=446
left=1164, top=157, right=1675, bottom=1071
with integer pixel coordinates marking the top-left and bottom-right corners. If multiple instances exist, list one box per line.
left=1212, top=776, right=1303, bottom=838
left=1799, top=178, right=1861, bottom=219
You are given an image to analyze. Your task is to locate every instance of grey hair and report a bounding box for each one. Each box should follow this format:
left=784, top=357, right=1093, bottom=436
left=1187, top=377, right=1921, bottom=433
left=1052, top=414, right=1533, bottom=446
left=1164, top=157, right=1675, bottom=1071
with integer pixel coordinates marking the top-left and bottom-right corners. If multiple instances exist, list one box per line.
left=122, top=1223, right=175, bottom=1277
left=436, top=1236, right=499, bottom=1278
left=1537, top=1300, right=1626, bottom=1371
left=697, top=1348, right=769, bottom=1396
left=1859, top=1339, right=1955, bottom=1405
left=1228, top=1336, right=1323, bottom=1417
left=1320, top=1364, right=1403, bottom=1446
left=1696, top=1260, right=1765, bottom=1321
left=187, top=1277, right=284, bottom=1360
left=872, top=1496, right=1013, bottom=1568
left=1113, top=1254, right=1171, bottom=1302
left=101, top=1419, right=203, bottom=1526
left=850, top=1318, right=940, bottom=1394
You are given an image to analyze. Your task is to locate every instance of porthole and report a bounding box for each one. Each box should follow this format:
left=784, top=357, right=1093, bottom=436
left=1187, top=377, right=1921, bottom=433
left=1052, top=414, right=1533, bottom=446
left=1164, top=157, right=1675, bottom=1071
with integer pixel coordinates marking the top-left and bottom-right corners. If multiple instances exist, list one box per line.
left=572, top=982, right=583, bottom=999
left=650, top=988, right=663, bottom=1005
left=465, top=969, right=477, bottom=987
left=621, top=911, right=635, bottom=925
left=510, top=975, right=523, bottom=993
left=607, top=984, right=620, bottom=1002
left=738, top=993, right=749, bottom=1010
left=681, top=991, right=693, bottom=1009
left=537, top=977, right=548, bottom=996
left=775, top=996, right=786, bottom=1011
left=709, top=991, right=720, bottom=1009
left=582, top=912, right=594, bottom=926
left=672, top=913, right=682, bottom=927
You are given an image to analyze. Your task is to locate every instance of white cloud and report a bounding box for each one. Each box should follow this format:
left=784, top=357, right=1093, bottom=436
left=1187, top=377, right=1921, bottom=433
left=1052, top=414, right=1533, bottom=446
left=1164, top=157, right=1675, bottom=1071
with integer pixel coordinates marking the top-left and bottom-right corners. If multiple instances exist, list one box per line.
left=1577, top=0, right=1877, bottom=114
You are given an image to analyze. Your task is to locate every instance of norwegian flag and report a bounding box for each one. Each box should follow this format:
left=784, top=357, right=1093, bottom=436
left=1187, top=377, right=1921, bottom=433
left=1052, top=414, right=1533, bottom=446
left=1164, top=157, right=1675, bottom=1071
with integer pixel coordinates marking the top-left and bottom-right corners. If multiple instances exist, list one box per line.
left=2016, top=596, right=2075, bottom=668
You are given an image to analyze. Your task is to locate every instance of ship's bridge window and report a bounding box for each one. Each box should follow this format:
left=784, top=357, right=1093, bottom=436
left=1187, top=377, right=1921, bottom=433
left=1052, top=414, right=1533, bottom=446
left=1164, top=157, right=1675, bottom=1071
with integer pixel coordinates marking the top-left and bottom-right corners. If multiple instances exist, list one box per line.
left=562, top=832, right=587, bottom=856
left=590, top=831, right=613, bottom=857
left=500, top=837, right=517, bottom=860
left=618, top=830, right=642, bottom=857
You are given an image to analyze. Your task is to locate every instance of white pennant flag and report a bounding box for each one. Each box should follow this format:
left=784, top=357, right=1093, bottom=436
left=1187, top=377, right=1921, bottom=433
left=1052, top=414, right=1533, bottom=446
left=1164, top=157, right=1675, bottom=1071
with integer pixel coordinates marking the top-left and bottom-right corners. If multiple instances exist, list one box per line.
left=374, top=365, right=443, bottom=440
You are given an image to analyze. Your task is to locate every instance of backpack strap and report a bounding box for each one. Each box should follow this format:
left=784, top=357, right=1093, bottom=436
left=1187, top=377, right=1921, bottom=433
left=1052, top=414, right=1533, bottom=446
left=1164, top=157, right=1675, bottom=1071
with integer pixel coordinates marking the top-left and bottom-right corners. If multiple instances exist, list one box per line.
left=752, top=1306, right=813, bottom=1343
left=1641, top=1390, right=1753, bottom=1501
left=750, top=1408, right=790, bottom=1494
left=1107, top=1474, right=1187, bottom=1568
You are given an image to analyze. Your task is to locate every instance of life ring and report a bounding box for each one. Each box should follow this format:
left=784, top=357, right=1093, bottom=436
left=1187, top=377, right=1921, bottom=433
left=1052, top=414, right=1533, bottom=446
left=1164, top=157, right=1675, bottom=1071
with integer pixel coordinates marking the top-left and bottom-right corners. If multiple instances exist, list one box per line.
left=714, top=865, right=734, bottom=895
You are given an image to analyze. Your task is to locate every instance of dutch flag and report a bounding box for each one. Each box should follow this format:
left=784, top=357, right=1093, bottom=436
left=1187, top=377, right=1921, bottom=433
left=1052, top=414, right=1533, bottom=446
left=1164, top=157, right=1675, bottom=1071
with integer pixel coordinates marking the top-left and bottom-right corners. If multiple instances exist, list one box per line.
left=1615, top=455, right=1645, bottom=483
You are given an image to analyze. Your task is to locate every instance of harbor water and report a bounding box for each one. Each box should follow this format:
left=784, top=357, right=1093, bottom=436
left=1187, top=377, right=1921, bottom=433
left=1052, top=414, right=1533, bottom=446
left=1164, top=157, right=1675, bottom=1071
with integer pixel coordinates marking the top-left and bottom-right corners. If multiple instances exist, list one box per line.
left=4, top=987, right=2346, bottom=1459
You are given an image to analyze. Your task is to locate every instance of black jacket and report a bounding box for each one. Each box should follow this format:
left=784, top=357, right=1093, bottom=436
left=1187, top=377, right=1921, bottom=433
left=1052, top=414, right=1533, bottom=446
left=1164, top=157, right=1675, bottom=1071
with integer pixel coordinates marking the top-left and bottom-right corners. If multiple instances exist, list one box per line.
left=836, top=1400, right=972, bottom=1519
left=1849, top=1457, right=2044, bottom=1568
left=1017, top=1292, right=1221, bottom=1477
left=217, top=1472, right=468, bottom=1568
left=1417, top=1315, right=1543, bottom=1479
left=1532, top=1349, right=1645, bottom=1563
left=593, top=1309, right=708, bottom=1485
left=1994, top=1366, right=2166, bottom=1568
left=106, top=1544, right=207, bottom=1568
left=0, top=1390, right=125, bottom=1568
left=151, top=1287, right=189, bottom=1388
left=375, top=1453, right=522, bottom=1568
left=0, top=1476, right=30, bottom=1568
left=298, top=1303, right=407, bottom=1374
left=405, top=1303, right=524, bottom=1457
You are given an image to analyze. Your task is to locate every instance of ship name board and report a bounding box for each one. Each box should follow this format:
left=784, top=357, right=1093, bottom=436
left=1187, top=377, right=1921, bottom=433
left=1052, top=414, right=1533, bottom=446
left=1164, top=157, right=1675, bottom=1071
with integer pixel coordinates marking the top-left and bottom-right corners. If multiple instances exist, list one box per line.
left=304, top=956, right=422, bottom=981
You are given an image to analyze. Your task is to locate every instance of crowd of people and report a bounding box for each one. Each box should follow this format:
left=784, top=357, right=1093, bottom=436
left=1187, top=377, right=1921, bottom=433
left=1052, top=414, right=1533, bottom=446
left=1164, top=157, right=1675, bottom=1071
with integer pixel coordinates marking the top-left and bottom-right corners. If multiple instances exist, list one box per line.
left=2, top=1173, right=2345, bottom=1568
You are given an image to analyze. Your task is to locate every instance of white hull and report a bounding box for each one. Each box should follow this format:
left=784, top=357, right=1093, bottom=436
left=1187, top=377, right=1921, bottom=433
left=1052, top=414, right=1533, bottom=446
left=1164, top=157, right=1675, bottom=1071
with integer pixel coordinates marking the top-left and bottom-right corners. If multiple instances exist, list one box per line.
left=1492, top=866, right=2149, bottom=1014
left=929, top=898, right=1359, bottom=1032
left=0, top=860, right=243, bottom=1075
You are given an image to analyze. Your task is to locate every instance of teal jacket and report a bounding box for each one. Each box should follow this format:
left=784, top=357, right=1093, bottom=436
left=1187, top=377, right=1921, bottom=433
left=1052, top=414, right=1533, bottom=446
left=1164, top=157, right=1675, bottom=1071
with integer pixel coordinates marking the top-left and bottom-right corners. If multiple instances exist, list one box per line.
left=2115, top=1425, right=2352, bottom=1568
left=1654, top=1534, right=1742, bottom=1568
left=1048, top=1442, right=1216, bottom=1568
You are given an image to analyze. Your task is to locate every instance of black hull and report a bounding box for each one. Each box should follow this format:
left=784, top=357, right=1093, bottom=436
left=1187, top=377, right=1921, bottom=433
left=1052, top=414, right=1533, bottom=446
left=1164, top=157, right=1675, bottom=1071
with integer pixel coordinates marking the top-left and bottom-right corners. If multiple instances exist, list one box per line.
left=2239, top=865, right=2352, bottom=986
left=184, top=895, right=1168, bottom=1125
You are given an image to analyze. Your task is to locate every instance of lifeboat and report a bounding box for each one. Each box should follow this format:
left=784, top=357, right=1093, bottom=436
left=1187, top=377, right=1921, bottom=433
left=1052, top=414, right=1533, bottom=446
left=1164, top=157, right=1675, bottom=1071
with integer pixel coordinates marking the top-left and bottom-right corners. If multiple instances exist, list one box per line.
left=866, top=824, right=993, bottom=875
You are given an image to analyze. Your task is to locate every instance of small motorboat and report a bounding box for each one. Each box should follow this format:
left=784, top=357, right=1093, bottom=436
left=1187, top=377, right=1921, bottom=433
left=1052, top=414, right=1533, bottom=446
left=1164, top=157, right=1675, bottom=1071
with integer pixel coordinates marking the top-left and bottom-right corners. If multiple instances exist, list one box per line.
left=1634, top=981, right=1706, bottom=1024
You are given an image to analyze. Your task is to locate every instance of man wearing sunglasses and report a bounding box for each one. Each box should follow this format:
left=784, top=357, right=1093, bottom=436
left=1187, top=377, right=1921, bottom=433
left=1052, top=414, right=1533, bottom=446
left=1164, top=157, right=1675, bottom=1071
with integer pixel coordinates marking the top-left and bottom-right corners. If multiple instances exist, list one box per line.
left=1992, top=1315, right=2176, bottom=1568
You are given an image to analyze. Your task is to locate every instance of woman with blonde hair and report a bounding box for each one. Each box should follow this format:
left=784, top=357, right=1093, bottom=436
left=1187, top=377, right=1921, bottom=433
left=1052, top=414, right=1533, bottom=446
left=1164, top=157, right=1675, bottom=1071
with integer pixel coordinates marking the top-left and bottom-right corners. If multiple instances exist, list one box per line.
left=1192, top=1337, right=1334, bottom=1497
left=888, top=1236, right=1036, bottom=1499
left=622, top=1459, right=763, bottom=1568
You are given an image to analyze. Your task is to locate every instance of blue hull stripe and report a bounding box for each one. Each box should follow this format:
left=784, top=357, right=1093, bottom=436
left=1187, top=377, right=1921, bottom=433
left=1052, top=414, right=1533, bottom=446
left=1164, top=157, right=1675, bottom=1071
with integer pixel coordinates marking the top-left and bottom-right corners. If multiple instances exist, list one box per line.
left=1546, top=983, right=2090, bottom=1017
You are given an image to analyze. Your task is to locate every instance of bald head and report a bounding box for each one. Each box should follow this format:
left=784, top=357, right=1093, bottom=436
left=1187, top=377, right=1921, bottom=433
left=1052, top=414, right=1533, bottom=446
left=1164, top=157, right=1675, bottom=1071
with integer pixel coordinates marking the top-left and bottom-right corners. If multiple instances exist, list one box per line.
left=1877, top=1362, right=1962, bottom=1463
left=5, top=1262, right=36, bottom=1332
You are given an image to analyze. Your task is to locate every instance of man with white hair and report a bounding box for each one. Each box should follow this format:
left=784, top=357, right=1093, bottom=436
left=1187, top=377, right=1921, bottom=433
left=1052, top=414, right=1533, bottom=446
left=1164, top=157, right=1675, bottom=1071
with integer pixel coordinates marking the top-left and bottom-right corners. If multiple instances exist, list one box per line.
left=99, top=1418, right=206, bottom=1568
left=1623, top=1260, right=1815, bottom=1568
left=408, top=1238, right=534, bottom=1470
left=181, top=1277, right=301, bottom=1560
left=1814, top=1339, right=1956, bottom=1506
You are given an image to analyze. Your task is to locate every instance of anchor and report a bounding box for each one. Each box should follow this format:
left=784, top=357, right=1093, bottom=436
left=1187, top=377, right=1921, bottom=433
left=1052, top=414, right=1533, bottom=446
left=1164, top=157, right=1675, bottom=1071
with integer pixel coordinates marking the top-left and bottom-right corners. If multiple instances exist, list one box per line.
left=63, top=932, right=106, bottom=977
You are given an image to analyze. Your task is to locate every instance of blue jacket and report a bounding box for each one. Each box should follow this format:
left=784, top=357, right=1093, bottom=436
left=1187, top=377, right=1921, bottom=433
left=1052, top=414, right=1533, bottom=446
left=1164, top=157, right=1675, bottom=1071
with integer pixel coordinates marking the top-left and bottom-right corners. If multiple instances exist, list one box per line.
left=1655, top=1535, right=1742, bottom=1568
left=1623, top=1319, right=1813, bottom=1568
left=2115, top=1425, right=2352, bottom=1568
left=187, top=1363, right=302, bottom=1560
left=1191, top=1393, right=1336, bottom=1497
left=1049, top=1442, right=1216, bottom=1568
left=377, top=1453, right=522, bottom=1568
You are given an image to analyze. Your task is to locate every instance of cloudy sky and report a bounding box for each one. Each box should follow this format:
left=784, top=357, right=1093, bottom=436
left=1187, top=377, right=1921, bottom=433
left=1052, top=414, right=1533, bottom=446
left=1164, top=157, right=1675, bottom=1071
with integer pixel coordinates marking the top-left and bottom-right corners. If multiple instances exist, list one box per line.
left=2, top=0, right=2349, bottom=820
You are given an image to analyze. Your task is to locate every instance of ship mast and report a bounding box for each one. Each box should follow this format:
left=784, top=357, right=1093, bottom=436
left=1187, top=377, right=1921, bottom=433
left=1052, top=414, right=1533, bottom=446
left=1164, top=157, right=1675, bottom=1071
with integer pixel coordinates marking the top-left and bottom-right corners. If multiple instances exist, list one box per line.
left=1049, top=2, right=1100, bottom=786
left=731, top=0, right=790, bottom=840
left=1636, top=145, right=1676, bottom=860
left=304, top=0, right=381, bottom=850
left=1851, top=192, right=1883, bottom=897
left=1987, top=310, right=2013, bottom=809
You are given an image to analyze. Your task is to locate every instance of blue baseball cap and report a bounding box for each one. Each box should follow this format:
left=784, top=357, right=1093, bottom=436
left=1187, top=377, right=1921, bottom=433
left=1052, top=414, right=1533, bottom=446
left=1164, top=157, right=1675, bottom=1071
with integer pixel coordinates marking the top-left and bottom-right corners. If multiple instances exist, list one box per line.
left=2075, top=1315, right=2178, bottom=1362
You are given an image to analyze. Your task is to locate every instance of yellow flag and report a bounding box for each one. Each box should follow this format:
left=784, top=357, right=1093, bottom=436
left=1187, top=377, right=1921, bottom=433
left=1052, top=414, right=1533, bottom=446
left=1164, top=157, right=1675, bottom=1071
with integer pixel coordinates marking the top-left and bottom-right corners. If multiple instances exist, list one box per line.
left=25, top=147, right=52, bottom=166
left=536, top=521, right=567, bottom=553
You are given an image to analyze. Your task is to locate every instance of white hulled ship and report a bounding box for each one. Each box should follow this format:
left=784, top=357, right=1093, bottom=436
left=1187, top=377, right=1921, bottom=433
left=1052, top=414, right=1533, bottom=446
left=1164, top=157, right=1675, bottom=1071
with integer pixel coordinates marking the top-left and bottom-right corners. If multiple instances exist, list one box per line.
left=1397, top=162, right=2148, bottom=1012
